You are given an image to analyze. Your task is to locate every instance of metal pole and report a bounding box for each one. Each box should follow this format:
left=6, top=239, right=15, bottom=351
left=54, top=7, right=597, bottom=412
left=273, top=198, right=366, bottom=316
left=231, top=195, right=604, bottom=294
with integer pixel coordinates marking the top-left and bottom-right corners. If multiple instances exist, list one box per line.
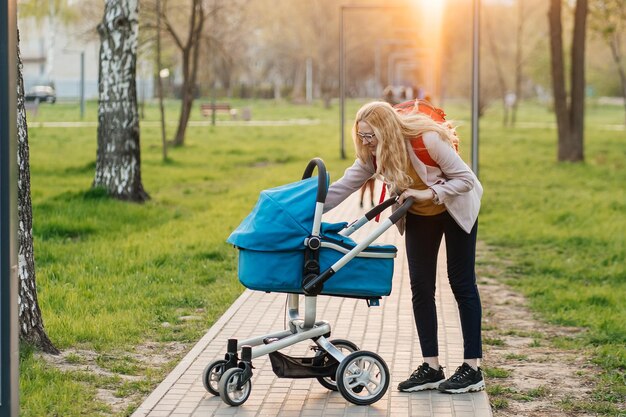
left=0, top=0, right=20, bottom=414
left=339, top=6, right=346, bottom=160
left=471, top=0, right=481, bottom=177
left=80, top=51, right=85, bottom=119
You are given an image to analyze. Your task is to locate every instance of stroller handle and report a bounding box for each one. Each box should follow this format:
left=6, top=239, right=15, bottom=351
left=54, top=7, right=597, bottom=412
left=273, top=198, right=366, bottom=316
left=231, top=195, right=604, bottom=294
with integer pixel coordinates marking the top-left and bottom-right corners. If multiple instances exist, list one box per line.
left=364, top=197, right=398, bottom=221
left=388, top=196, right=413, bottom=223
left=302, top=158, right=328, bottom=204
left=303, top=197, right=414, bottom=296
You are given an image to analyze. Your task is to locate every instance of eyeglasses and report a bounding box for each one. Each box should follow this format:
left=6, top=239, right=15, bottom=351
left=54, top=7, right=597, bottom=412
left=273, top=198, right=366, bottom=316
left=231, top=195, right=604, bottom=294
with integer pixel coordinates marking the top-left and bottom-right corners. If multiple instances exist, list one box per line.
left=357, top=132, right=377, bottom=144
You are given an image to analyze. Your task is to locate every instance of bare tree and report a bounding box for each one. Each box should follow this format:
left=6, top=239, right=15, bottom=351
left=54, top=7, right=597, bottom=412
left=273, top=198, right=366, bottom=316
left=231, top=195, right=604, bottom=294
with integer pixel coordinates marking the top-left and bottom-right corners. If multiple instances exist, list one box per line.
left=94, top=0, right=149, bottom=201
left=16, top=28, right=59, bottom=355
left=589, top=0, right=626, bottom=124
left=161, top=0, right=207, bottom=146
left=549, top=0, right=588, bottom=162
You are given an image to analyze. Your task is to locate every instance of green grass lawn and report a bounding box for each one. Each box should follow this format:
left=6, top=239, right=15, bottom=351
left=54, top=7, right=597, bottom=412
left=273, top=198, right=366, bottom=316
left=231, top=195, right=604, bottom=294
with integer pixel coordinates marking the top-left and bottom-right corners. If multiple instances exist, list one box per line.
left=22, top=98, right=625, bottom=416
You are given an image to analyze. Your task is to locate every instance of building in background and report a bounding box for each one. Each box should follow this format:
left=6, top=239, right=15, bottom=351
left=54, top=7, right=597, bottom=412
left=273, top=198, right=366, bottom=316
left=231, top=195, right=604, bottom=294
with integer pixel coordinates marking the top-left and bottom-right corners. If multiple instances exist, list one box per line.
left=18, top=15, right=153, bottom=101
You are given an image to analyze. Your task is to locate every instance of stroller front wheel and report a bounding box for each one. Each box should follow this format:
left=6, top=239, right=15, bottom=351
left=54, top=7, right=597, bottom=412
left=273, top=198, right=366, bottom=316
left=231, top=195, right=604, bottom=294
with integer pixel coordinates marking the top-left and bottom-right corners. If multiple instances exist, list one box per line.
left=219, top=367, right=252, bottom=406
left=316, top=339, right=360, bottom=391
left=336, top=351, right=390, bottom=406
left=202, top=359, right=228, bottom=396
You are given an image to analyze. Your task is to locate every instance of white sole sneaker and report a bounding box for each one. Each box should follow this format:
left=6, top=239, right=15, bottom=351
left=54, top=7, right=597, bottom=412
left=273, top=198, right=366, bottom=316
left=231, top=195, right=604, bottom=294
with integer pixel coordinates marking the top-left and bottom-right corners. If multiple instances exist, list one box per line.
left=438, top=380, right=485, bottom=394
left=398, top=380, right=444, bottom=392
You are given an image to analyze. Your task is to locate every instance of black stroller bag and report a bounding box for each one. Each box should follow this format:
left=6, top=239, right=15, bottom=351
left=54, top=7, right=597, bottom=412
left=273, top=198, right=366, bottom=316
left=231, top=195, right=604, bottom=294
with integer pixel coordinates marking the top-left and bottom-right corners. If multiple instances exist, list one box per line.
left=268, top=350, right=339, bottom=379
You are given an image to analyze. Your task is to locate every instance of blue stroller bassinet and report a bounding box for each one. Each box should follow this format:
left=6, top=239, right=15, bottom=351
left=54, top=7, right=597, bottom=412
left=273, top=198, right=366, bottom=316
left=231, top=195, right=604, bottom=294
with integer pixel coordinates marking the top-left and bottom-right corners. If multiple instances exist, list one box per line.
left=227, top=170, right=397, bottom=298
left=208, top=159, right=414, bottom=407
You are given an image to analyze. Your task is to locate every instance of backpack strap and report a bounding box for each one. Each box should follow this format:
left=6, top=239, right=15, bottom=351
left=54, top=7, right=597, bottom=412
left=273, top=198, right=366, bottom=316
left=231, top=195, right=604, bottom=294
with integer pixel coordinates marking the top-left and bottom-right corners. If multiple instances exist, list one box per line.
left=410, top=136, right=439, bottom=168
left=394, top=99, right=447, bottom=168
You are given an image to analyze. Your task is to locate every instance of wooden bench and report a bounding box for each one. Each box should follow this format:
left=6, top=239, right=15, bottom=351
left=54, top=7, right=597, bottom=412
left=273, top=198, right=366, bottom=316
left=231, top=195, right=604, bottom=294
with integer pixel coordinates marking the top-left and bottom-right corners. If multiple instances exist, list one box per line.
left=200, top=102, right=238, bottom=119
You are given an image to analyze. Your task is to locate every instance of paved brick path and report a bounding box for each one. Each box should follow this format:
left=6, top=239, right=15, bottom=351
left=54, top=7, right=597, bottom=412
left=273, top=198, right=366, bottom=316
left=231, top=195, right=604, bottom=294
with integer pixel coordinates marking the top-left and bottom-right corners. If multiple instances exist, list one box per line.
left=133, top=186, right=492, bottom=417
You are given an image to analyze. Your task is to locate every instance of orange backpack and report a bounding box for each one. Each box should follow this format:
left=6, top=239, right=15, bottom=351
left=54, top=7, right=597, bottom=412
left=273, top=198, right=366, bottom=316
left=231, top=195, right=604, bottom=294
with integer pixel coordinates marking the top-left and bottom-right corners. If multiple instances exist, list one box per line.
left=374, top=99, right=456, bottom=219
left=394, top=99, right=458, bottom=167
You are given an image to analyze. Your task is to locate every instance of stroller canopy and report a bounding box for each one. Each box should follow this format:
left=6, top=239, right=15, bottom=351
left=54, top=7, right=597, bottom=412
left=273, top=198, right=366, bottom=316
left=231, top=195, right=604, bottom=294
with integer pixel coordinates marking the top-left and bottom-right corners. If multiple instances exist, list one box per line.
left=227, top=176, right=327, bottom=252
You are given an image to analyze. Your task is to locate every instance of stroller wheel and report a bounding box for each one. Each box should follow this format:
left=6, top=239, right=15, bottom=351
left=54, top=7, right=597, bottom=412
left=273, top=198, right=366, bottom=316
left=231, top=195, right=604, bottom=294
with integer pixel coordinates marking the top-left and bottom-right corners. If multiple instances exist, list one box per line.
left=335, top=351, right=389, bottom=406
left=219, top=367, right=252, bottom=406
left=316, top=339, right=359, bottom=391
left=202, top=359, right=227, bottom=396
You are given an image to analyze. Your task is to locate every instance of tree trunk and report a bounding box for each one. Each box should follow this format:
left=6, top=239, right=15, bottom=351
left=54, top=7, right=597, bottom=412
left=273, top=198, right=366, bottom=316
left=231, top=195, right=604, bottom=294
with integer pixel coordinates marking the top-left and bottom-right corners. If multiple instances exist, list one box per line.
left=568, top=0, right=587, bottom=161
left=512, top=0, right=525, bottom=127
left=167, top=0, right=205, bottom=147
left=172, top=33, right=203, bottom=146
left=16, top=28, right=60, bottom=355
left=172, top=52, right=194, bottom=146
left=550, top=0, right=587, bottom=162
left=156, top=0, right=168, bottom=160
left=94, top=0, right=149, bottom=201
left=549, top=0, right=573, bottom=161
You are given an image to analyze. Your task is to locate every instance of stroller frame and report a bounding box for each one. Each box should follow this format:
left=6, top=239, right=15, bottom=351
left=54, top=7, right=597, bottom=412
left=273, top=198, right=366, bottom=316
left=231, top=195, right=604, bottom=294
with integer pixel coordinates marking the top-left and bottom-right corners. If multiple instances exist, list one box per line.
left=205, top=158, right=413, bottom=407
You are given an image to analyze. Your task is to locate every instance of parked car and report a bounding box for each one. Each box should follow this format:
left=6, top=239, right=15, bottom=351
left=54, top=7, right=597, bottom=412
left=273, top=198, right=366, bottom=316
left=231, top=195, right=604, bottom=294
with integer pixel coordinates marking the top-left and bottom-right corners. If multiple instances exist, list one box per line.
left=25, top=85, right=56, bottom=104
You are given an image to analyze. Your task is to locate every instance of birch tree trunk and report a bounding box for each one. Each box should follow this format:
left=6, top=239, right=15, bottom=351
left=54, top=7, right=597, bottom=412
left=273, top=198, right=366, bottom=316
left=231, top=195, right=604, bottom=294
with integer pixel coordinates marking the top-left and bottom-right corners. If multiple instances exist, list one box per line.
left=95, top=0, right=149, bottom=201
left=17, top=29, right=60, bottom=355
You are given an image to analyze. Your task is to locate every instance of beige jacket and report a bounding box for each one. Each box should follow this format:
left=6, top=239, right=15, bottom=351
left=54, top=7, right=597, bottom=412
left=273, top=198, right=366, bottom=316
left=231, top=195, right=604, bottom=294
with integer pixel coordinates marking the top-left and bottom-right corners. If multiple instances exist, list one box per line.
left=325, top=131, right=483, bottom=234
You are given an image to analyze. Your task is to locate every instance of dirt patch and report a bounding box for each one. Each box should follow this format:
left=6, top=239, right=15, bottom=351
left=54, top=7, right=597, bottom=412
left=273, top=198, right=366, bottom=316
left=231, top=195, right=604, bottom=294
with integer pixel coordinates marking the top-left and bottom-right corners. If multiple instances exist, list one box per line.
left=38, top=341, right=190, bottom=415
left=477, top=244, right=599, bottom=416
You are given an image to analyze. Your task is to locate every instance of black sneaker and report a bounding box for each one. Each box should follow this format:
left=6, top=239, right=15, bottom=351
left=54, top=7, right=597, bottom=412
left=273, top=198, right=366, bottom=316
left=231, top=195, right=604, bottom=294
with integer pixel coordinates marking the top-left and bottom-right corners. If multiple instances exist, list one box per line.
left=397, top=363, right=445, bottom=392
left=438, top=363, right=485, bottom=394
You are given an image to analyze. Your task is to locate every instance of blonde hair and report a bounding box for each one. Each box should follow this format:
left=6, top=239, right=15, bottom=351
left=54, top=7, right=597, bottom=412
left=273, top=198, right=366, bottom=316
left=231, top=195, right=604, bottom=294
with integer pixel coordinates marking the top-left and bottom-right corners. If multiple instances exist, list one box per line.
left=352, top=101, right=458, bottom=191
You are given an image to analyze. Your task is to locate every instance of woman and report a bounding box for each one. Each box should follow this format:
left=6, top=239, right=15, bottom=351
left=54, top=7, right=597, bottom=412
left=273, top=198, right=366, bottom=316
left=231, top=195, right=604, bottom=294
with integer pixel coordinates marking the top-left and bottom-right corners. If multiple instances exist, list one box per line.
left=324, top=101, right=485, bottom=394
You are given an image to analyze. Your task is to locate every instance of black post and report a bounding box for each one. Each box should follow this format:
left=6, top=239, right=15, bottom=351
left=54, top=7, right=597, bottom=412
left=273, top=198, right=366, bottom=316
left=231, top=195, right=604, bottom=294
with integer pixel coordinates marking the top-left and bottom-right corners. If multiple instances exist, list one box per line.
left=0, top=0, right=20, bottom=415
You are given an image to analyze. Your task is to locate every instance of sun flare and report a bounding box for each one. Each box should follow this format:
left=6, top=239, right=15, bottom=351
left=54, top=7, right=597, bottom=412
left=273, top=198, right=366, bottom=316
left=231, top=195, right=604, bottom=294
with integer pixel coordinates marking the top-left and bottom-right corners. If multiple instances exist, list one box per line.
left=419, top=0, right=446, bottom=20
left=413, top=0, right=446, bottom=101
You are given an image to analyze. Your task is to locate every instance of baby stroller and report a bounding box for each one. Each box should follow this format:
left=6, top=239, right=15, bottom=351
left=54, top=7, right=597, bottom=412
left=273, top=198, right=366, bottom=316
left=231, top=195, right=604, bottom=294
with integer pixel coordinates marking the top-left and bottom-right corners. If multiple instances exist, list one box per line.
left=203, top=158, right=413, bottom=406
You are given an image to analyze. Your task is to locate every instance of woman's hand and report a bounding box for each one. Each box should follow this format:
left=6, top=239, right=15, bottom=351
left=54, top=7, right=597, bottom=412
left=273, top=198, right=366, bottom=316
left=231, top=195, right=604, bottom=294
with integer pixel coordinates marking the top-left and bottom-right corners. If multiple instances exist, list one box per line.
left=398, top=188, right=434, bottom=205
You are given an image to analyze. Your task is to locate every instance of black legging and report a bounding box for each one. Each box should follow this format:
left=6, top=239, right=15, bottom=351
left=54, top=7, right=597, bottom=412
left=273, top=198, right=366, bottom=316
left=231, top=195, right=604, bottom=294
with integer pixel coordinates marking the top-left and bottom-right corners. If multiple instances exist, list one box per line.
left=405, top=211, right=482, bottom=359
